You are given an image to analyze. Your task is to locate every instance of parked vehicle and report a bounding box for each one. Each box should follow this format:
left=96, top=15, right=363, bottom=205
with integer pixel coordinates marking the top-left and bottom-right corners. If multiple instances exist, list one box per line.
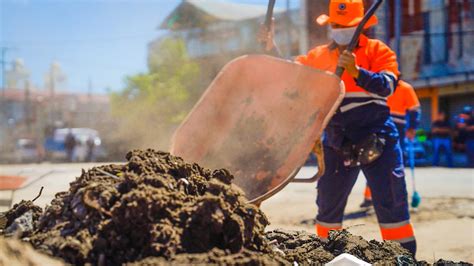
left=14, top=138, right=42, bottom=163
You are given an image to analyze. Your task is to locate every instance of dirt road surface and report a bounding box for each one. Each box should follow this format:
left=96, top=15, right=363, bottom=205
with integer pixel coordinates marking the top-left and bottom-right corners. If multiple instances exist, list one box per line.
left=1, top=163, right=472, bottom=263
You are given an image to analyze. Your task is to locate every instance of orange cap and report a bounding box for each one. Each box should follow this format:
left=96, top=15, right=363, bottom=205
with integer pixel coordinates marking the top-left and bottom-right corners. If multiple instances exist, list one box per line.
left=316, top=0, right=378, bottom=29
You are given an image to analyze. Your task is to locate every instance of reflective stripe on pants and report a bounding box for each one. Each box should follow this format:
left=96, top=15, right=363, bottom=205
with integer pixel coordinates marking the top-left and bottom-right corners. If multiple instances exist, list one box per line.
left=380, top=220, right=416, bottom=243
left=315, top=221, right=342, bottom=239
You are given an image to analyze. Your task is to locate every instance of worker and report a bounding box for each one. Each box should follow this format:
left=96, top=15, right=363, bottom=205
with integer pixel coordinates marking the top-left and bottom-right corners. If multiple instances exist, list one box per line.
left=465, top=107, right=474, bottom=167
left=360, top=80, right=421, bottom=208
left=258, top=0, right=417, bottom=255
left=431, top=112, right=454, bottom=167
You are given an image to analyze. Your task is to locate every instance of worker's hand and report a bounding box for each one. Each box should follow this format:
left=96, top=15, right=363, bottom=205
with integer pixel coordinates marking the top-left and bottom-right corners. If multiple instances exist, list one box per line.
left=406, top=128, right=416, bottom=140
left=338, top=50, right=360, bottom=78
left=257, top=18, right=276, bottom=52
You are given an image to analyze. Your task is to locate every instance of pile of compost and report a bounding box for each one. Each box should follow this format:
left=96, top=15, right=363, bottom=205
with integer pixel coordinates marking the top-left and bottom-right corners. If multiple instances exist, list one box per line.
left=1, top=149, right=470, bottom=265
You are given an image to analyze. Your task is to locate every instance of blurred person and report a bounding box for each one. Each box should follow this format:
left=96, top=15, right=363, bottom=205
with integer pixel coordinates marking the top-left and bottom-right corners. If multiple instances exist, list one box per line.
left=258, top=0, right=416, bottom=255
left=431, top=112, right=453, bottom=167
left=360, top=80, right=421, bottom=208
left=464, top=107, right=474, bottom=167
left=64, top=129, right=76, bottom=162
left=453, top=106, right=471, bottom=152
left=86, top=136, right=95, bottom=162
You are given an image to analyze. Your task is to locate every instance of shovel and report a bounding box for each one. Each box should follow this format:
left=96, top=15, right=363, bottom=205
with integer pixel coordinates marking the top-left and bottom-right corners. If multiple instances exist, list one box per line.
left=408, top=139, right=421, bottom=208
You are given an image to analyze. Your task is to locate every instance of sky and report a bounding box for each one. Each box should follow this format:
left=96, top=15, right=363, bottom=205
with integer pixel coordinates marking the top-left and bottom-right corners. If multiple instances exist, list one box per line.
left=1, top=0, right=299, bottom=94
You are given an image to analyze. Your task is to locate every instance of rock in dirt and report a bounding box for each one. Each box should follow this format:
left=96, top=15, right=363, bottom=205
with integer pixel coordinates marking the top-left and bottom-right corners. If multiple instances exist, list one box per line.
left=0, top=237, right=64, bottom=266
left=28, top=149, right=278, bottom=265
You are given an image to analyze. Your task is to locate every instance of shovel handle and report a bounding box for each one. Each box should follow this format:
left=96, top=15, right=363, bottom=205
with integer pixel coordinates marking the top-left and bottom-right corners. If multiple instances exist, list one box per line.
left=335, top=0, right=384, bottom=77
left=260, top=0, right=276, bottom=50
left=264, top=0, right=276, bottom=30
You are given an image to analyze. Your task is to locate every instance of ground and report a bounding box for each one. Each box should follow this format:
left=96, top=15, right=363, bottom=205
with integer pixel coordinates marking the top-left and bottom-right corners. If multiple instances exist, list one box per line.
left=1, top=163, right=473, bottom=263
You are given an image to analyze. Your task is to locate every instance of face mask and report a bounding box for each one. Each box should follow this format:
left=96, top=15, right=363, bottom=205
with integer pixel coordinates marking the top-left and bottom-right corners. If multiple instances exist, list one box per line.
left=329, top=26, right=357, bottom=45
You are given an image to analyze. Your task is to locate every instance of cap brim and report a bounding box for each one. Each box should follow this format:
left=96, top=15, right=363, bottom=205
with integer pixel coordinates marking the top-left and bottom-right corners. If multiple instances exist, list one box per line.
left=316, top=14, right=378, bottom=29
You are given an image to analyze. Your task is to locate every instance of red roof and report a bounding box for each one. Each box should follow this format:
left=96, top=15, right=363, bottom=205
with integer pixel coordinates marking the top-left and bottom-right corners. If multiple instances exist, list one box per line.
left=2, top=88, right=109, bottom=104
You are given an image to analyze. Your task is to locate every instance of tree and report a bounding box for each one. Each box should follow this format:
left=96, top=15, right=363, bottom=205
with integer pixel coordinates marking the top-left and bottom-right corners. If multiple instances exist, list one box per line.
left=110, top=38, right=201, bottom=151
left=6, top=58, right=30, bottom=89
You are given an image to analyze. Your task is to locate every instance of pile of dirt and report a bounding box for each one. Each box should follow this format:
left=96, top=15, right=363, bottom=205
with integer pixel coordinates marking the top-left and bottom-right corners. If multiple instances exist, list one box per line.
left=0, top=237, right=64, bottom=266
left=28, top=149, right=278, bottom=265
left=3, top=149, right=468, bottom=265
left=266, top=229, right=415, bottom=265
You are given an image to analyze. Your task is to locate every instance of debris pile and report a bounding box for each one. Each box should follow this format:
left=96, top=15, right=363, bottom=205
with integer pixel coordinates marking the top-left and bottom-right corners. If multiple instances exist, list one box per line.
left=28, top=149, right=277, bottom=265
left=266, top=229, right=415, bottom=265
left=1, top=149, right=470, bottom=265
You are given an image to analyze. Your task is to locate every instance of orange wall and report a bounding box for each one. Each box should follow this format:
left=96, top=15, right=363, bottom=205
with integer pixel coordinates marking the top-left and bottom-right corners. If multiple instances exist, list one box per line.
left=415, top=87, right=439, bottom=121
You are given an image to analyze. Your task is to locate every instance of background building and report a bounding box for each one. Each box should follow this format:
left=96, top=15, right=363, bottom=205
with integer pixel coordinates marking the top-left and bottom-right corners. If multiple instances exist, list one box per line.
left=155, top=0, right=307, bottom=82
left=305, top=0, right=474, bottom=129
left=379, top=0, right=473, bottom=129
left=0, top=86, right=110, bottom=160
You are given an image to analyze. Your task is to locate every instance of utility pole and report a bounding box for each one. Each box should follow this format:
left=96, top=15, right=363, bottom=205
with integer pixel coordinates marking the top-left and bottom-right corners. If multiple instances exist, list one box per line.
left=298, top=0, right=308, bottom=54
left=24, top=80, right=32, bottom=135
left=1, top=47, right=8, bottom=99
left=0, top=47, right=17, bottom=99
left=285, top=0, right=292, bottom=57
left=88, top=78, right=93, bottom=127
left=394, top=0, right=402, bottom=65
left=49, top=65, right=56, bottom=124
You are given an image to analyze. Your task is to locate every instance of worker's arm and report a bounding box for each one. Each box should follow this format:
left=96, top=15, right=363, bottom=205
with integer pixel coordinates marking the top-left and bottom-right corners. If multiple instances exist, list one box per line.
left=338, top=49, right=397, bottom=97
left=257, top=19, right=282, bottom=58
left=404, top=82, right=421, bottom=130
left=406, top=107, right=421, bottom=130
left=355, top=69, right=397, bottom=97
left=406, top=107, right=421, bottom=140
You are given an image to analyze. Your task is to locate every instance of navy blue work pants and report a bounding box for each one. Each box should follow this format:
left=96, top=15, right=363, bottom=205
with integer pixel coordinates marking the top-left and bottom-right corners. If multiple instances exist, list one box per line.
left=316, top=138, right=416, bottom=255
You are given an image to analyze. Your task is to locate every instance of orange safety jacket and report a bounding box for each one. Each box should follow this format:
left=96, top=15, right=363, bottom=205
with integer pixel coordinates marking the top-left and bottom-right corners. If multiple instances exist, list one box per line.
left=387, top=80, right=421, bottom=129
left=297, top=35, right=400, bottom=147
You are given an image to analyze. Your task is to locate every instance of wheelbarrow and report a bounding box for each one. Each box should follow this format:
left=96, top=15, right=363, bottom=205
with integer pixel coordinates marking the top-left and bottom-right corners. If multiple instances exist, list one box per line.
left=171, top=55, right=344, bottom=203
left=171, top=0, right=383, bottom=204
